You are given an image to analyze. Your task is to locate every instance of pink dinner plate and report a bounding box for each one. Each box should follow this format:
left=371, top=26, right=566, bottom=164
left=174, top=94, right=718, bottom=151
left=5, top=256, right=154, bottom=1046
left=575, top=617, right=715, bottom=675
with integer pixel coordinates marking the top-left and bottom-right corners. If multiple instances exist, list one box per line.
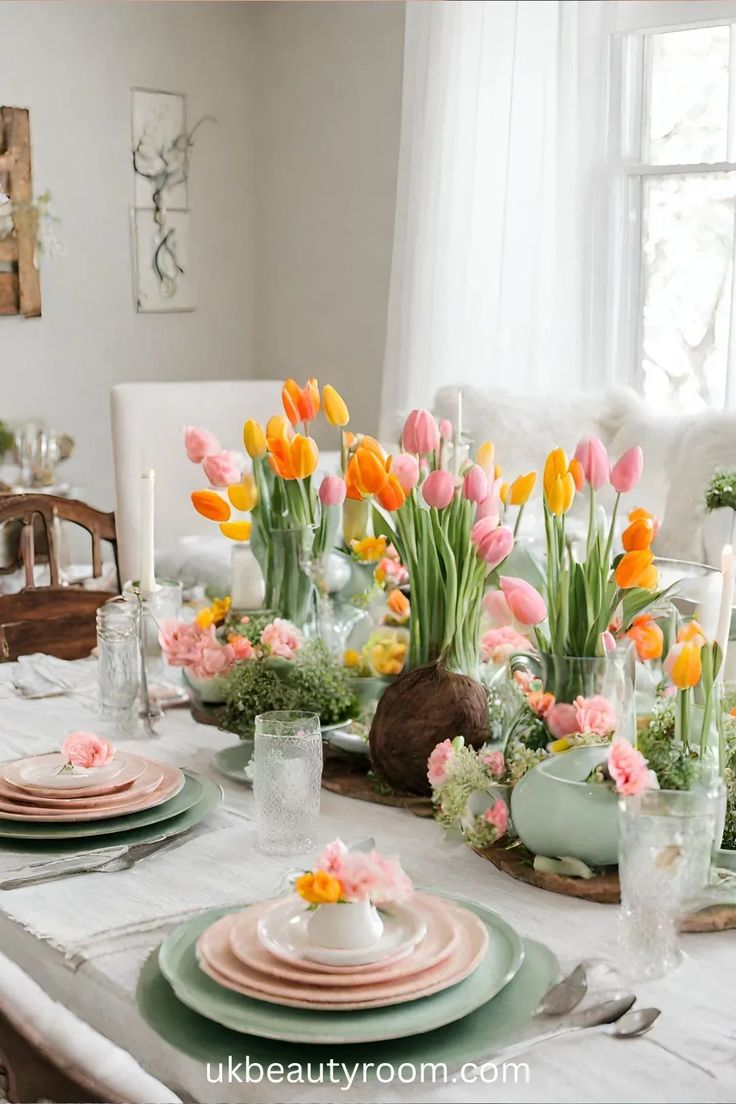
left=196, top=898, right=488, bottom=1010
left=227, top=894, right=459, bottom=987
left=2, top=752, right=146, bottom=799
left=0, top=761, right=184, bottom=821
left=0, top=761, right=165, bottom=809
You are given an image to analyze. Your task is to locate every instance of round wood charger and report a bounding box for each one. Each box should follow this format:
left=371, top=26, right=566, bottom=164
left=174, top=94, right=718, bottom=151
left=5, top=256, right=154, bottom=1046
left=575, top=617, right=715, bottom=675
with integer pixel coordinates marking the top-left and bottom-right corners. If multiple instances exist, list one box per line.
left=321, top=748, right=433, bottom=817
left=475, top=840, right=736, bottom=933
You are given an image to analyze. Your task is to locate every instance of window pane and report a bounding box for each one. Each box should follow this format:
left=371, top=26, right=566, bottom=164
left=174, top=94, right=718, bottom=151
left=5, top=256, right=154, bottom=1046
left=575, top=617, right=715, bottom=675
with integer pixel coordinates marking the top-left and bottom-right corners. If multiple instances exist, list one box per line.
left=641, top=173, right=734, bottom=412
left=646, top=25, right=730, bottom=165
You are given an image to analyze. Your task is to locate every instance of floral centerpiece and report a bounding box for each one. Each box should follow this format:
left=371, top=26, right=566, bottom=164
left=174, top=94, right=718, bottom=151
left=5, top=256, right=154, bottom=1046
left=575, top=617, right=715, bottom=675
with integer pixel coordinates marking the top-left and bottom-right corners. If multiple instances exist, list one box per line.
left=338, top=410, right=520, bottom=794
left=296, top=838, right=413, bottom=950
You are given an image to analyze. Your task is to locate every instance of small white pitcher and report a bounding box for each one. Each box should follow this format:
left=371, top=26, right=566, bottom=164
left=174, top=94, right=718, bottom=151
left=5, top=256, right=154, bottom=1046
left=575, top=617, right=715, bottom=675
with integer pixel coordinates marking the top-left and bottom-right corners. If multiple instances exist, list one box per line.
left=307, top=901, right=383, bottom=950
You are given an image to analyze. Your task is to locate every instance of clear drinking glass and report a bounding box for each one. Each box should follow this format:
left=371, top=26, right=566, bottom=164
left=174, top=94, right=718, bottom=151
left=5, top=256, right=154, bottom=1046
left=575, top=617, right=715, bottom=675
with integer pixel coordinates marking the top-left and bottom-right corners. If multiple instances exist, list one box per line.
left=97, top=598, right=140, bottom=734
left=123, top=578, right=183, bottom=681
left=253, top=711, right=323, bottom=855
left=618, top=789, right=717, bottom=980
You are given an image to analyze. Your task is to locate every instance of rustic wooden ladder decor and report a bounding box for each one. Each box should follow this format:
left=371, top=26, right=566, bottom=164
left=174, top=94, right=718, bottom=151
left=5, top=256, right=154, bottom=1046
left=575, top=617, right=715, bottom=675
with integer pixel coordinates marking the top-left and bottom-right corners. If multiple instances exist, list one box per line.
left=0, top=107, right=41, bottom=317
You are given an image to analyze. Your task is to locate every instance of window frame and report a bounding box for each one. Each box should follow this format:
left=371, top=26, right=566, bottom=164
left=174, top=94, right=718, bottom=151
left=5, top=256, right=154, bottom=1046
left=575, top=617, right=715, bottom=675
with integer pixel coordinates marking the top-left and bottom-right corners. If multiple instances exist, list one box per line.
left=608, top=3, right=736, bottom=410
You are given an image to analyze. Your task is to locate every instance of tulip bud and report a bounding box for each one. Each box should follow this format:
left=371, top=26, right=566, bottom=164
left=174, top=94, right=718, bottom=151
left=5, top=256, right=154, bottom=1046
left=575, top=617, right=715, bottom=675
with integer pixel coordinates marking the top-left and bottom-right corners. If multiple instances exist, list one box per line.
left=462, top=464, right=488, bottom=504
left=390, top=453, right=420, bottom=493
left=611, top=446, right=643, bottom=494
left=319, top=474, right=347, bottom=507
left=422, top=469, right=456, bottom=510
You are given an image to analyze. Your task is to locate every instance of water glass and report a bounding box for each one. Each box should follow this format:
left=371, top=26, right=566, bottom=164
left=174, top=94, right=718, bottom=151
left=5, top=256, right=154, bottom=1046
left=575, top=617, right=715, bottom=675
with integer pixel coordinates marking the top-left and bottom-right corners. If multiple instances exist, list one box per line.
left=253, top=711, right=323, bottom=855
left=97, top=598, right=140, bottom=734
left=123, top=578, right=183, bottom=680
left=618, top=789, right=717, bottom=979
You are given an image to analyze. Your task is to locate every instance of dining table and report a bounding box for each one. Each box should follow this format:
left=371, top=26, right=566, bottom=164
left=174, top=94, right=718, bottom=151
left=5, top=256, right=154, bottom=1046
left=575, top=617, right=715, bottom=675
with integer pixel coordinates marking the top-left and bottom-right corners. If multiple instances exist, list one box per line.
left=0, top=657, right=733, bottom=1104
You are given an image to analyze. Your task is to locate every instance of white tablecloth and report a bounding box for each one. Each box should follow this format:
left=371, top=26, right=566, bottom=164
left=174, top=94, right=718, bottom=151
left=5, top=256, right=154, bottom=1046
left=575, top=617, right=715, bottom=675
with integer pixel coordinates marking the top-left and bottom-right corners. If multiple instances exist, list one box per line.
left=0, top=661, right=733, bottom=1104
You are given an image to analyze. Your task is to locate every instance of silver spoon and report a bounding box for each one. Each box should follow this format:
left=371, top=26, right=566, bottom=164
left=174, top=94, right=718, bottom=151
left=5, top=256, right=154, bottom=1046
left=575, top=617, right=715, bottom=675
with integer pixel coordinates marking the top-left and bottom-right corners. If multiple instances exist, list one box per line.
left=493, top=1000, right=658, bottom=1064
left=537, top=963, right=587, bottom=1016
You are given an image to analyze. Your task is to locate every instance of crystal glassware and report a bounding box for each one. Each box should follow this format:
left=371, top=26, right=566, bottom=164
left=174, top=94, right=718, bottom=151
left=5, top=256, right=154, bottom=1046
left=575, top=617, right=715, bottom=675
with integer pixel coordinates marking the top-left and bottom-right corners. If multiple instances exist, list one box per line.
left=123, top=578, right=183, bottom=683
left=618, top=788, right=717, bottom=979
left=253, top=711, right=323, bottom=856
left=96, top=598, right=140, bottom=735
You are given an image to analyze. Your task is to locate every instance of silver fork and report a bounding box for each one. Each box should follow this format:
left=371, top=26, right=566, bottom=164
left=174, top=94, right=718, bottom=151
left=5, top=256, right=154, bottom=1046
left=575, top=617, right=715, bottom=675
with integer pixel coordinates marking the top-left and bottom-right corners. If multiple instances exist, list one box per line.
left=0, top=831, right=193, bottom=890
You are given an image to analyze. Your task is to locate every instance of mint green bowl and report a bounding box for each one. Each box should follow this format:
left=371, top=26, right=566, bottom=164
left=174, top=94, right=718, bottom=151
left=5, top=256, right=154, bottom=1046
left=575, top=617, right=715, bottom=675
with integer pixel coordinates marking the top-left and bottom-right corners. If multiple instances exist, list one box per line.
left=510, top=745, right=618, bottom=867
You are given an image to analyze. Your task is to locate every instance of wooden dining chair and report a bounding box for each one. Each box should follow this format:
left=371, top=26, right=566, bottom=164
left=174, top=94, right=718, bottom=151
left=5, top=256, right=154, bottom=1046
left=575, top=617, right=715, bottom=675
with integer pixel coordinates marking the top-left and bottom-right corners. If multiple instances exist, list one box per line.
left=0, top=494, right=120, bottom=661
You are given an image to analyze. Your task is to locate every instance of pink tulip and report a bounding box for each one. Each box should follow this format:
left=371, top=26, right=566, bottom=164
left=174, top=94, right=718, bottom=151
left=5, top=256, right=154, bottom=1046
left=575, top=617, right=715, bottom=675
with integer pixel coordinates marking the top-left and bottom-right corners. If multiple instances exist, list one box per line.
left=546, top=702, right=578, bottom=739
left=202, top=450, right=242, bottom=487
left=475, top=477, right=503, bottom=523
left=183, top=425, right=220, bottom=464
left=439, top=418, right=454, bottom=442
left=462, top=464, right=488, bottom=504
left=319, top=474, right=347, bottom=507
left=602, top=630, right=616, bottom=652
left=422, top=469, right=456, bottom=509
left=472, top=523, right=514, bottom=568
left=574, top=436, right=610, bottom=490
left=499, top=576, right=547, bottom=626
left=610, top=446, right=643, bottom=494
left=483, top=588, right=513, bottom=627
left=403, top=408, right=440, bottom=455
left=390, top=453, right=420, bottom=493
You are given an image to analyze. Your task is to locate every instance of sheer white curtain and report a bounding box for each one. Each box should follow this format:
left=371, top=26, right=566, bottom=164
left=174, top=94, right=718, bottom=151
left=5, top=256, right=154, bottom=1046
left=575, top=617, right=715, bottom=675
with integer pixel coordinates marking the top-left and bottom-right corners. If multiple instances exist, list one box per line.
left=380, top=0, right=609, bottom=437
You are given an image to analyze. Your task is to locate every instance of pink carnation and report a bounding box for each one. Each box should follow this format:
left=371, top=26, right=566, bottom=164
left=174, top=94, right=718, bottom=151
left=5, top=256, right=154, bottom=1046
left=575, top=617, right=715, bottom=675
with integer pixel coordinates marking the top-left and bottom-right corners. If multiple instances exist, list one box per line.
left=482, top=750, right=505, bottom=778
left=318, top=838, right=349, bottom=876
left=574, top=694, right=617, bottom=737
left=481, top=626, right=529, bottom=665
left=229, top=634, right=258, bottom=661
left=61, top=732, right=115, bottom=770
left=546, top=702, right=579, bottom=739
left=158, top=619, right=204, bottom=668
left=608, top=737, right=657, bottom=796
left=315, top=839, right=413, bottom=905
left=183, top=425, right=220, bottom=464
left=261, top=618, right=302, bottom=660
left=427, top=738, right=455, bottom=788
left=484, top=799, right=509, bottom=837
left=202, top=450, right=242, bottom=488
left=190, top=628, right=235, bottom=679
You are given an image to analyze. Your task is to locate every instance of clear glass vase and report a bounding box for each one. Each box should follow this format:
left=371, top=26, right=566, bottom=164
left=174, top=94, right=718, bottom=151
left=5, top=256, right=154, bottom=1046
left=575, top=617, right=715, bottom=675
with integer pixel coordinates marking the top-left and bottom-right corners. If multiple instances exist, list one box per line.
left=270, top=526, right=316, bottom=630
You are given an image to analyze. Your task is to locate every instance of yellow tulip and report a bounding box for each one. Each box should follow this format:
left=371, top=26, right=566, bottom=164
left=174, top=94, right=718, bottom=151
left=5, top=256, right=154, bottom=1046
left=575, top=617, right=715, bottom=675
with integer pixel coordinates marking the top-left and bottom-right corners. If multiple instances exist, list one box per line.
left=546, top=472, right=575, bottom=516
left=476, top=441, right=495, bottom=476
left=499, top=482, right=510, bottom=505
left=227, top=474, right=258, bottom=512
left=509, top=471, right=536, bottom=506
left=290, top=434, right=319, bottom=479
left=664, top=640, right=702, bottom=689
left=243, top=419, right=267, bottom=459
left=219, top=521, right=252, bottom=541
left=266, top=415, right=293, bottom=443
left=677, top=620, right=707, bottom=646
left=543, top=448, right=569, bottom=495
left=323, top=384, right=350, bottom=427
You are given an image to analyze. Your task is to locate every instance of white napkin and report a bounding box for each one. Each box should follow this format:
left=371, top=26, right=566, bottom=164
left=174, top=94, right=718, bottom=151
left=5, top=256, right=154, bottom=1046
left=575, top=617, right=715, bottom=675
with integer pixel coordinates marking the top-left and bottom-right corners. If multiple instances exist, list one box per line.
left=11, top=653, right=97, bottom=701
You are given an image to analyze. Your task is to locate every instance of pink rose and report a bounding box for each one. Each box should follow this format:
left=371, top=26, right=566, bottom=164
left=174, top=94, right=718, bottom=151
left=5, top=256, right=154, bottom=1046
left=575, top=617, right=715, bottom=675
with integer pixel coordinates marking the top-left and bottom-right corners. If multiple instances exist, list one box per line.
left=500, top=577, right=547, bottom=627
left=574, top=694, right=617, bottom=736
left=422, top=469, right=456, bottom=510
left=482, top=750, right=505, bottom=778
left=261, top=618, right=303, bottom=661
left=481, top=626, right=530, bottom=665
left=462, top=464, right=488, bottom=504
left=390, top=453, right=420, bottom=493
left=229, top=634, right=258, bottom=661
left=183, top=425, right=220, bottom=464
left=158, top=619, right=204, bottom=667
left=546, top=702, right=579, bottom=738
left=61, top=732, right=115, bottom=770
left=484, top=799, right=509, bottom=837
left=403, top=409, right=440, bottom=455
left=319, top=475, right=347, bottom=507
left=427, top=738, right=455, bottom=788
left=202, top=450, right=242, bottom=488
left=608, top=737, right=658, bottom=796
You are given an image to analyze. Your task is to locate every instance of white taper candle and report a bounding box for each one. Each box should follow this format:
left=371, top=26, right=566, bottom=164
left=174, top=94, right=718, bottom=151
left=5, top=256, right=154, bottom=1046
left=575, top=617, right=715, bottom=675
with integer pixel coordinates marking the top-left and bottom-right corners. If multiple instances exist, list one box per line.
left=139, top=469, right=156, bottom=598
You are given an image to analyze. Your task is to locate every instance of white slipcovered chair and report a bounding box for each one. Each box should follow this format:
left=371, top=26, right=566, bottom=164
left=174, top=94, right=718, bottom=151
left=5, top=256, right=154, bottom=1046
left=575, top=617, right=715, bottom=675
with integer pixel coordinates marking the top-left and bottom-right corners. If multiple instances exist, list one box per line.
left=111, top=380, right=284, bottom=585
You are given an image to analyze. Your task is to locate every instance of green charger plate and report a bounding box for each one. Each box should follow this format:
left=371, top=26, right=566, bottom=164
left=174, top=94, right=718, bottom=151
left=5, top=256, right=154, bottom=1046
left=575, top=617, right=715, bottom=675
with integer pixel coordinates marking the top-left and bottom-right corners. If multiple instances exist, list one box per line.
left=138, top=934, right=555, bottom=1075
left=0, top=772, right=221, bottom=849
left=157, top=897, right=524, bottom=1044
left=213, top=742, right=253, bottom=786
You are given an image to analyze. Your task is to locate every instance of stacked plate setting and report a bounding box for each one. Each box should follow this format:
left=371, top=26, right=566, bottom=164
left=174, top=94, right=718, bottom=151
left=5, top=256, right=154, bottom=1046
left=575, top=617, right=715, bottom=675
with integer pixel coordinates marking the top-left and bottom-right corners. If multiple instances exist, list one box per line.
left=157, top=889, right=531, bottom=1045
left=0, top=752, right=221, bottom=844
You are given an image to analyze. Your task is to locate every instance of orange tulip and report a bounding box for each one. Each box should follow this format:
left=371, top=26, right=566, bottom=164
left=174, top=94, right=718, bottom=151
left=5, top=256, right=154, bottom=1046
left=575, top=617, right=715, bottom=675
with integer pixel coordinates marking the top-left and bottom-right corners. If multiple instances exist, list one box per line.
left=615, top=549, right=658, bottom=590
left=358, top=435, right=386, bottom=461
left=323, top=384, right=350, bottom=427
left=664, top=640, right=702, bottom=689
left=568, top=457, right=585, bottom=492
left=629, top=506, right=661, bottom=538
left=282, top=378, right=320, bottom=425
left=543, top=448, right=569, bottom=496
left=219, top=521, right=252, bottom=541
left=227, top=474, right=258, bottom=512
left=266, top=415, right=293, bottom=443
left=353, top=446, right=389, bottom=495
left=290, top=434, right=319, bottom=479
left=267, top=436, right=296, bottom=479
left=509, top=471, right=536, bottom=506
left=376, top=472, right=406, bottom=512
left=345, top=455, right=364, bottom=501
left=622, top=517, right=654, bottom=552
left=386, top=588, right=410, bottom=621
left=626, top=614, right=664, bottom=662
left=191, top=490, right=231, bottom=523
left=546, top=472, right=575, bottom=516
left=677, top=619, right=707, bottom=647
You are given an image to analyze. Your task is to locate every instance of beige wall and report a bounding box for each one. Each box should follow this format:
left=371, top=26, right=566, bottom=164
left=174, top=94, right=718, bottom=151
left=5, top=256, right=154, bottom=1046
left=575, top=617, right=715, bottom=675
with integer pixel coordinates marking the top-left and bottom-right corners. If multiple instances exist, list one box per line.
left=1, top=0, right=258, bottom=510
left=252, top=1, right=405, bottom=441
